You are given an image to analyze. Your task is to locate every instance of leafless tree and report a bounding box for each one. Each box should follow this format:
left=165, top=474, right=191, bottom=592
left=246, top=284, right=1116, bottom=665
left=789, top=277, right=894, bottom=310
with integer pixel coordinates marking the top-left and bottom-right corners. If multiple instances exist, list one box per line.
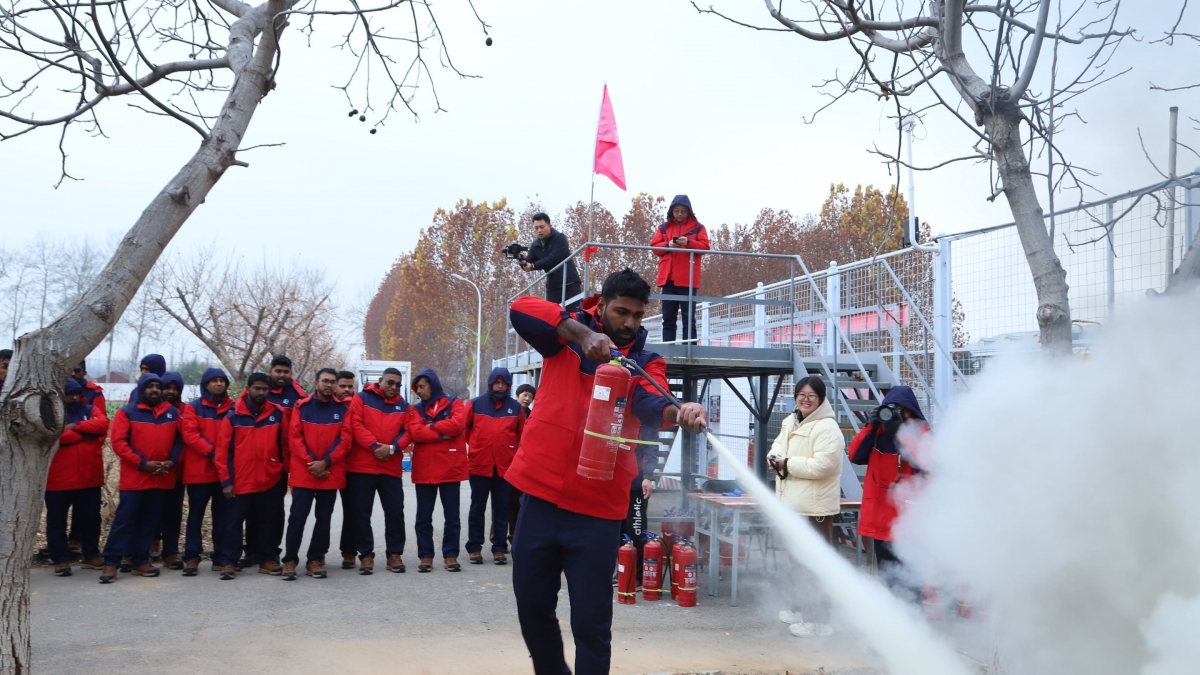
left=0, top=0, right=486, bottom=669
left=695, top=0, right=1200, bottom=351
left=155, top=249, right=341, bottom=385
left=0, top=249, right=33, bottom=345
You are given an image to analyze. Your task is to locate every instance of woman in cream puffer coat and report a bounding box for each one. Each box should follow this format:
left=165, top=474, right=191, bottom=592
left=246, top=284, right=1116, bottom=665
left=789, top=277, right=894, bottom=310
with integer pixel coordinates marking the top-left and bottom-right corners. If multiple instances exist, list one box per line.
left=768, top=375, right=844, bottom=638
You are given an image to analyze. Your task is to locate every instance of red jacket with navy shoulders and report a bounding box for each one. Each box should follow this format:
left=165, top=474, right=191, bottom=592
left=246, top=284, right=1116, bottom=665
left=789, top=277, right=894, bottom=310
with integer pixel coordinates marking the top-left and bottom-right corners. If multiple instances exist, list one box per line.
left=214, top=393, right=286, bottom=495
left=503, top=296, right=675, bottom=520
left=181, top=394, right=232, bottom=485
left=408, top=395, right=469, bottom=484
left=650, top=214, right=710, bottom=288
left=345, top=383, right=410, bottom=477
left=269, top=379, right=307, bottom=430
left=287, top=394, right=350, bottom=490
left=79, top=380, right=108, bottom=419
left=47, top=400, right=109, bottom=491
left=466, top=393, right=524, bottom=478
left=110, top=400, right=184, bottom=491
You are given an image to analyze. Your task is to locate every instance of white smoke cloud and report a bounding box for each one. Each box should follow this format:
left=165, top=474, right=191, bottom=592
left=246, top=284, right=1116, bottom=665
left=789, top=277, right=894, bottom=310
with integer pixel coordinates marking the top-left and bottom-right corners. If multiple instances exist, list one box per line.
left=894, top=291, right=1200, bottom=675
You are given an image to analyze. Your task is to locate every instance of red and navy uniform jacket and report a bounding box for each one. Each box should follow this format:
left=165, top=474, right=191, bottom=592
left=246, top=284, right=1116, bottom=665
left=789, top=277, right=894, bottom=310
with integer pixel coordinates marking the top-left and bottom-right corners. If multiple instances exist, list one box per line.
left=650, top=202, right=710, bottom=288
left=848, top=386, right=930, bottom=542
left=268, top=379, right=307, bottom=431
left=48, top=400, right=109, bottom=491
left=181, top=394, right=232, bottom=485
left=465, top=375, right=524, bottom=479
left=407, top=369, right=469, bottom=485
left=110, top=400, right=184, bottom=492
left=287, top=394, right=350, bottom=490
left=214, top=393, right=286, bottom=495
left=504, top=295, right=675, bottom=520
left=345, top=382, right=410, bottom=478
left=78, top=379, right=108, bottom=420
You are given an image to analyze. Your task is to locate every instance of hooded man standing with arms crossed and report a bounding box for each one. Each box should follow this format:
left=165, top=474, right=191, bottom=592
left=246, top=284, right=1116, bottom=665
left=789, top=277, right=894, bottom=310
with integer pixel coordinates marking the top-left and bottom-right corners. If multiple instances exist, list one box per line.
left=506, top=268, right=707, bottom=675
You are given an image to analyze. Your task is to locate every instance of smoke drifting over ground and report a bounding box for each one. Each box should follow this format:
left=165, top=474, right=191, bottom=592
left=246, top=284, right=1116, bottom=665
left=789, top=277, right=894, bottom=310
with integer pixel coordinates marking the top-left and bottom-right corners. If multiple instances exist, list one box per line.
left=895, top=293, right=1200, bottom=675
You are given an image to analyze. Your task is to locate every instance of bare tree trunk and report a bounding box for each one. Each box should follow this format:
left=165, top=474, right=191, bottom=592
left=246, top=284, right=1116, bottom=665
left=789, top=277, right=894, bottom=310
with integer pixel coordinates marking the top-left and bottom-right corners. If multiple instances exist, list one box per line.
left=0, top=4, right=281, bottom=668
left=986, top=110, right=1073, bottom=354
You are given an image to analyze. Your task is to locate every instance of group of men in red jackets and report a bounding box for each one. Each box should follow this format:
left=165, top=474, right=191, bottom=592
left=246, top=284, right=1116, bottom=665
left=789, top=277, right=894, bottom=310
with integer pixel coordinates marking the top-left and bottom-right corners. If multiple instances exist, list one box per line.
left=44, top=352, right=527, bottom=584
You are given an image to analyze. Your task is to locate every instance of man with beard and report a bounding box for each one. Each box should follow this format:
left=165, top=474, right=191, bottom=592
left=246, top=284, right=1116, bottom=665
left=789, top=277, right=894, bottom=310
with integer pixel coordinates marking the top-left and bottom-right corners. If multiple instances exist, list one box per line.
left=214, top=373, right=287, bottom=580
left=464, top=367, right=524, bottom=566
left=407, top=370, right=469, bottom=573
left=100, top=374, right=183, bottom=583
left=181, top=368, right=233, bottom=576
left=505, top=268, right=707, bottom=675
left=154, top=372, right=187, bottom=570
left=45, top=378, right=109, bottom=576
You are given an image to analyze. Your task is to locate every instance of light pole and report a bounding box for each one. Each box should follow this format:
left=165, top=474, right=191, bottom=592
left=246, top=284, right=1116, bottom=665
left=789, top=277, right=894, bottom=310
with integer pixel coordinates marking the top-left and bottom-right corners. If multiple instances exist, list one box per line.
left=450, top=273, right=482, bottom=398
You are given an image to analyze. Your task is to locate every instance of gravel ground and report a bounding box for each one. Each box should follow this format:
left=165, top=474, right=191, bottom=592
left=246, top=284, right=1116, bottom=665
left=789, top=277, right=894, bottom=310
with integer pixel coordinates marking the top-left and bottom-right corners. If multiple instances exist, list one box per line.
left=32, top=481, right=886, bottom=675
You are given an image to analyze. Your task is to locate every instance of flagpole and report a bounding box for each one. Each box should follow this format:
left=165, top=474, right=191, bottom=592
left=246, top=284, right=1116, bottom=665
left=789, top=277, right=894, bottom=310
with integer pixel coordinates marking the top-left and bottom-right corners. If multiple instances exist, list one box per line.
left=585, top=85, right=604, bottom=293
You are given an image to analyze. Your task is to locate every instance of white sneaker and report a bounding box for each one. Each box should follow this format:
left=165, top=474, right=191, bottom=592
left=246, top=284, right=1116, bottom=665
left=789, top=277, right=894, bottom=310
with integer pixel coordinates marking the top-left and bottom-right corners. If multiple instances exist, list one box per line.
left=778, top=610, right=804, bottom=624
left=789, top=622, right=833, bottom=638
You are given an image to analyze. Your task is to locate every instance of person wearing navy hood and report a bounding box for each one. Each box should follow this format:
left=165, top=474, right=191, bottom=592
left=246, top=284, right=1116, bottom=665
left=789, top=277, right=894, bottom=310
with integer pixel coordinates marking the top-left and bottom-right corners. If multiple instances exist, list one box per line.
left=180, top=368, right=233, bottom=576
left=127, top=354, right=168, bottom=403
left=407, top=369, right=469, bottom=572
left=650, top=195, right=711, bottom=345
left=45, top=378, right=110, bottom=576
left=464, top=367, right=524, bottom=565
left=848, top=385, right=931, bottom=597
left=152, top=372, right=187, bottom=569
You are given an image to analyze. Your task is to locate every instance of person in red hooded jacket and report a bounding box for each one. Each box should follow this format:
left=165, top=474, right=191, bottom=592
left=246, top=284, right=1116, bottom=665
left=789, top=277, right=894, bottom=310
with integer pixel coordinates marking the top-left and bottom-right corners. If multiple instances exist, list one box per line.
left=649, top=195, right=710, bottom=345
left=213, top=373, right=287, bottom=580
left=848, top=385, right=930, bottom=599
left=99, top=373, right=183, bottom=584
left=180, top=367, right=232, bottom=576
left=282, top=368, right=350, bottom=581
left=464, top=367, right=524, bottom=566
left=408, top=369, right=469, bottom=573
left=506, top=269, right=707, bottom=675
left=153, top=371, right=187, bottom=571
left=344, top=367, right=410, bottom=575
left=45, top=378, right=109, bottom=576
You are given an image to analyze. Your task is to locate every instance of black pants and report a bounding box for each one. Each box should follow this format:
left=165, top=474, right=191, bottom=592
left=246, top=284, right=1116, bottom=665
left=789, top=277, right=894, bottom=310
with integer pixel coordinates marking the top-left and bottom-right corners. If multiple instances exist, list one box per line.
left=467, top=471, right=511, bottom=554
left=546, top=282, right=583, bottom=313
left=284, top=487, right=338, bottom=564
left=513, top=495, right=621, bottom=675
left=338, top=486, right=355, bottom=559
left=618, top=491, right=647, bottom=583
left=184, top=482, right=228, bottom=562
left=45, top=488, right=101, bottom=564
left=660, top=283, right=698, bottom=344
left=508, top=486, right=523, bottom=542
left=415, top=482, right=461, bottom=560
left=242, top=470, right=287, bottom=564
left=220, top=482, right=285, bottom=567
left=103, top=489, right=167, bottom=567
left=155, top=478, right=185, bottom=558
left=347, top=472, right=406, bottom=559
left=874, top=538, right=919, bottom=601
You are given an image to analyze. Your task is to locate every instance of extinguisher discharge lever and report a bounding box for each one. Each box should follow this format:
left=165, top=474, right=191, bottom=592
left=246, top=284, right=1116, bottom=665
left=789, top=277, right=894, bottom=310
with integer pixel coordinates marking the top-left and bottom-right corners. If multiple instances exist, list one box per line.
left=608, top=348, right=707, bottom=431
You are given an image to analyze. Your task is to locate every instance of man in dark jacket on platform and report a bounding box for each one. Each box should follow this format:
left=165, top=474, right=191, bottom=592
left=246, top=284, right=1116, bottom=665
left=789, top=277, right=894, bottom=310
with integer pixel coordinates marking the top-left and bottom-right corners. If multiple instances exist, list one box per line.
left=520, top=213, right=582, bottom=311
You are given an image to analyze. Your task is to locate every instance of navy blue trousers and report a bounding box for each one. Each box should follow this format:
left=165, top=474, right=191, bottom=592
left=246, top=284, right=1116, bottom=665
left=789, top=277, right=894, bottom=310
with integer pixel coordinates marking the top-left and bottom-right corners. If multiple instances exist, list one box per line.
left=44, top=487, right=101, bottom=563
left=103, top=489, right=168, bottom=567
left=242, top=470, right=287, bottom=563
left=415, top=482, right=461, bottom=560
left=284, top=487, right=337, bottom=564
left=338, top=486, right=355, bottom=558
left=184, top=483, right=228, bottom=562
left=156, top=478, right=185, bottom=557
left=467, top=471, right=511, bottom=554
left=346, top=472, right=406, bottom=559
left=660, top=283, right=698, bottom=344
left=219, top=482, right=284, bottom=567
left=513, top=495, right=622, bottom=675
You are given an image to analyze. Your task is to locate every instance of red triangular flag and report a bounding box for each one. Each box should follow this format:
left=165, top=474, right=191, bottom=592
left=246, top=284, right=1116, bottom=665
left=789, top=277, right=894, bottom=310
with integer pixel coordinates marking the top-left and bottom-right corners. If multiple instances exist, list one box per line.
left=593, top=85, right=626, bottom=191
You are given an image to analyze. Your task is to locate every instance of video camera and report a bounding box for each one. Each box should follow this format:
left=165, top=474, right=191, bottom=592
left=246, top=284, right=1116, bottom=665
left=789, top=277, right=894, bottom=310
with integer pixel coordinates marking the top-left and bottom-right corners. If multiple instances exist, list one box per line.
left=501, top=242, right=529, bottom=262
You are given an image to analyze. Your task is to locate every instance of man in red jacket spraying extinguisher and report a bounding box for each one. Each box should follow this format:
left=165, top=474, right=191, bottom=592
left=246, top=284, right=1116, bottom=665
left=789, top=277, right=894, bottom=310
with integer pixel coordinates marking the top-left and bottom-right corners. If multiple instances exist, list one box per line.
left=506, top=268, right=707, bottom=675
left=408, top=369, right=469, bottom=573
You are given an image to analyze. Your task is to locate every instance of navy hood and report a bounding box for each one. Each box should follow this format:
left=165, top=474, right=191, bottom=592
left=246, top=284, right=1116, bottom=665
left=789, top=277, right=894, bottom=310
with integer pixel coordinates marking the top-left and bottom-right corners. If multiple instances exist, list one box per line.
left=487, top=367, right=513, bottom=401
left=64, top=379, right=84, bottom=397
left=200, top=368, right=228, bottom=389
left=139, top=354, right=166, bottom=377
left=668, top=194, right=693, bottom=219
left=136, top=373, right=163, bottom=400
left=412, top=369, right=446, bottom=412
left=881, top=385, right=926, bottom=421
left=162, top=371, right=184, bottom=391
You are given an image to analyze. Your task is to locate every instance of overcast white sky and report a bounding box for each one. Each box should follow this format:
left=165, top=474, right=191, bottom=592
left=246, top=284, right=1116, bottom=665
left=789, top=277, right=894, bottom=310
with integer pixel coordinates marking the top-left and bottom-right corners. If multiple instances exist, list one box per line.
left=4, top=1, right=1199, bottom=362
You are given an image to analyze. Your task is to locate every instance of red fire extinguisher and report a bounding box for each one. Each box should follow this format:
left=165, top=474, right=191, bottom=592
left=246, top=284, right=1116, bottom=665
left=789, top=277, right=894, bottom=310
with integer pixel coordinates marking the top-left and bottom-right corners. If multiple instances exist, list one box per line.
left=642, top=533, right=663, bottom=601
left=670, top=537, right=686, bottom=600
left=577, top=361, right=631, bottom=481
left=617, top=536, right=637, bottom=605
left=675, top=541, right=698, bottom=607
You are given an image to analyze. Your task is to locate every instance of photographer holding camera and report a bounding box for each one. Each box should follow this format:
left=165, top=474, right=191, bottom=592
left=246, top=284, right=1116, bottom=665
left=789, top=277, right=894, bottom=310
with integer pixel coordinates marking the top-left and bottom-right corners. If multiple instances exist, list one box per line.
left=516, top=213, right=582, bottom=312
left=848, top=385, right=930, bottom=598
left=768, top=376, right=844, bottom=638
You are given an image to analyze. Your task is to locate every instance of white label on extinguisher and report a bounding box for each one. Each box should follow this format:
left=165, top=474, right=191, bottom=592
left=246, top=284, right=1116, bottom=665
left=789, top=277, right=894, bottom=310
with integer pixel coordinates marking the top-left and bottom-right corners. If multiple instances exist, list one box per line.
left=593, top=385, right=611, bottom=401
left=618, top=564, right=625, bottom=573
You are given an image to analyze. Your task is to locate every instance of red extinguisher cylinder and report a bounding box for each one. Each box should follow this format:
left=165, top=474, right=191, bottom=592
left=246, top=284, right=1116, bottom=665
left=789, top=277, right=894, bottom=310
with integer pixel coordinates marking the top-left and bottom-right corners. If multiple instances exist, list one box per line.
left=676, top=542, right=698, bottom=608
left=577, top=362, right=631, bottom=481
left=670, top=538, right=685, bottom=600
left=617, top=538, right=637, bottom=605
left=642, top=535, right=663, bottom=601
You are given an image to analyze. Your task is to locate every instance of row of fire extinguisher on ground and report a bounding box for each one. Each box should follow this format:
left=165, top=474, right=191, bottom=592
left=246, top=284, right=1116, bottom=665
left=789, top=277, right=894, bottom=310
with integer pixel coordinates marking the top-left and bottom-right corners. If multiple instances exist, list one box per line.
left=616, top=531, right=698, bottom=607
